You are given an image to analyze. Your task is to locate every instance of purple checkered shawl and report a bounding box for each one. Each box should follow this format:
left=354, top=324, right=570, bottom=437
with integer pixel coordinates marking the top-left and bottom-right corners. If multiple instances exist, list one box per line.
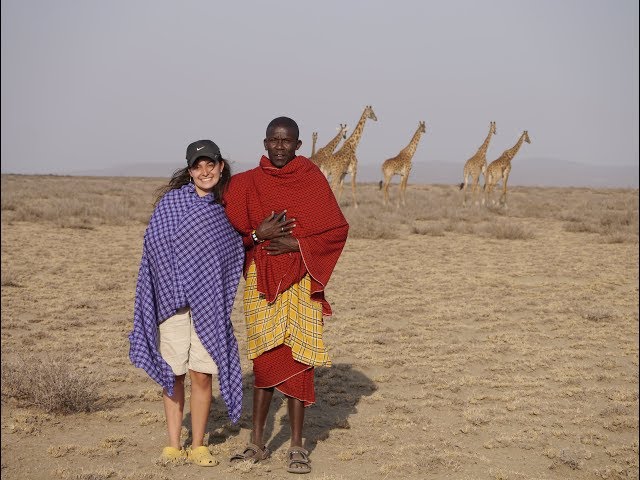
left=128, top=183, right=244, bottom=422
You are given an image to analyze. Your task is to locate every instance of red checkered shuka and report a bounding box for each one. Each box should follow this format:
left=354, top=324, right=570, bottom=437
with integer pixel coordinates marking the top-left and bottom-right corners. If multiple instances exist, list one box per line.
left=224, top=155, right=349, bottom=316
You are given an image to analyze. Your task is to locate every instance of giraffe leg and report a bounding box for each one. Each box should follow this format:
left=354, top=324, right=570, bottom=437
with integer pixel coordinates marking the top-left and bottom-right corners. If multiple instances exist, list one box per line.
left=483, top=177, right=495, bottom=206
left=482, top=177, right=489, bottom=206
left=471, top=174, right=481, bottom=205
left=336, top=175, right=346, bottom=203
left=500, top=172, right=510, bottom=207
left=399, top=174, right=408, bottom=207
left=383, top=174, right=392, bottom=206
left=461, top=173, right=469, bottom=206
left=351, top=171, right=358, bottom=208
left=330, top=175, right=340, bottom=200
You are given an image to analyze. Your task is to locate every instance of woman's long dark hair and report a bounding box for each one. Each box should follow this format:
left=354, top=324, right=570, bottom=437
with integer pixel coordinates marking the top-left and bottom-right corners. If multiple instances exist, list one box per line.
left=153, top=157, right=232, bottom=207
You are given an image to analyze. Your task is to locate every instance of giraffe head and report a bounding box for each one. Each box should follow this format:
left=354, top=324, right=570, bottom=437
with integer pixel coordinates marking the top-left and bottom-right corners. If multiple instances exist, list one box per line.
left=365, top=105, right=377, bottom=122
left=523, top=130, right=531, bottom=144
left=418, top=121, right=426, bottom=134
left=338, top=123, right=349, bottom=139
left=490, top=121, right=497, bottom=136
left=312, top=132, right=318, bottom=143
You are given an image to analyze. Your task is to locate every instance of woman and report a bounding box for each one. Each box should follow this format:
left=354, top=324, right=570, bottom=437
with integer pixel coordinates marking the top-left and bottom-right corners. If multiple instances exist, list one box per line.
left=128, top=140, right=244, bottom=467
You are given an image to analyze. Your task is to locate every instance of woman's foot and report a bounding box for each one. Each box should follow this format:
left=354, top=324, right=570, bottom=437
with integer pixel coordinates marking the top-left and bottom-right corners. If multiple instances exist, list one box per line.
left=160, top=446, right=186, bottom=463
left=187, top=445, right=219, bottom=467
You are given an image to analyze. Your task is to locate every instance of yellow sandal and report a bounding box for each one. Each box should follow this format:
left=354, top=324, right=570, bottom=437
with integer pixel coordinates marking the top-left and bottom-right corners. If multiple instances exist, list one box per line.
left=187, top=445, right=219, bottom=467
left=160, top=446, right=186, bottom=463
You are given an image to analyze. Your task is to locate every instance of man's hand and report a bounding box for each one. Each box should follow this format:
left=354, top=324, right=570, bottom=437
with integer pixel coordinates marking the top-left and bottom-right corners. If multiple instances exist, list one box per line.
left=264, top=235, right=300, bottom=255
left=255, top=210, right=296, bottom=242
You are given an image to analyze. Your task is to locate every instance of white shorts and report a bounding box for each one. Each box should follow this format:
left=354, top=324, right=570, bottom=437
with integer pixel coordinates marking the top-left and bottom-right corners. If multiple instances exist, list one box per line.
left=158, top=308, right=218, bottom=375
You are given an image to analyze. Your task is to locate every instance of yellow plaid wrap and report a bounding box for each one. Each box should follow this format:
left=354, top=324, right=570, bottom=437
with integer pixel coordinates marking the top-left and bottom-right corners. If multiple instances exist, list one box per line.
left=243, top=261, right=331, bottom=367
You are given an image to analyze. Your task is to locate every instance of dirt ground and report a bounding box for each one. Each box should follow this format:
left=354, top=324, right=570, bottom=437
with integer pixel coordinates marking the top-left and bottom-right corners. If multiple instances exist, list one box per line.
left=1, top=176, right=638, bottom=480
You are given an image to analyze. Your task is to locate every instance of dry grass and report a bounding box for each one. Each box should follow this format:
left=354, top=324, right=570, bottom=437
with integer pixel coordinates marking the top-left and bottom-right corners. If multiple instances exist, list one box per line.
left=1, top=175, right=638, bottom=480
left=1, top=174, right=158, bottom=227
left=1, top=355, right=101, bottom=414
left=2, top=175, right=637, bottom=242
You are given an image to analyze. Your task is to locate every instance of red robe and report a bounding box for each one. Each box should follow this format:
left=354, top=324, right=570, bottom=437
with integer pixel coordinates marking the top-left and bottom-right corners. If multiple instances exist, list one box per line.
left=224, top=155, right=349, bottom=316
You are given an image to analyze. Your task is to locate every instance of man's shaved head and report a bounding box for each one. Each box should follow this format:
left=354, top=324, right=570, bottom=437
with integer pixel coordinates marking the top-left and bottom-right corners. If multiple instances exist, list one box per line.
left=266, top=116, right=299, bottom=140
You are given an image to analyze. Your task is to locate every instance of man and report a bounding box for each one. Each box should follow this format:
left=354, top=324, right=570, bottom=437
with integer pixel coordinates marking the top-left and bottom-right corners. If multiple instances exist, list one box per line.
left=224, top=116, right=349, bottom=474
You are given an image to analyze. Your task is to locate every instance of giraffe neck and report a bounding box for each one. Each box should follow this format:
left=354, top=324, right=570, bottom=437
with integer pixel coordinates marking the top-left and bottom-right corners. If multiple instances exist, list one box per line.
left=337, top=110, right=368, bottom=153
left=400, top=127, right=424, bottom=158
left=321, top=129, right=346, bottom=153
left=503, top=133, right=526, bottom=162
left=475, top=125, right=495, bottom=158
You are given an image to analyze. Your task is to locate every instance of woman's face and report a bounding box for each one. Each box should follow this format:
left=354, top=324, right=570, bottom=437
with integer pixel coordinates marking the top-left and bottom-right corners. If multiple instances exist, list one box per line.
left=189, top=158, right=223, bottom=197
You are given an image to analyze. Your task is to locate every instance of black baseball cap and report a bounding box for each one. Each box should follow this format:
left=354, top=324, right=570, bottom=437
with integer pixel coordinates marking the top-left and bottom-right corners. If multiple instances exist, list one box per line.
left=186, top=140, right=221, bottom=168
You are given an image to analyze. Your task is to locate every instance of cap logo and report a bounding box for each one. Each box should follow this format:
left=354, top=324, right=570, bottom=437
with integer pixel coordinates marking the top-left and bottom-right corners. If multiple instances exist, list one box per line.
left=196, top=146, right=205, bottom=151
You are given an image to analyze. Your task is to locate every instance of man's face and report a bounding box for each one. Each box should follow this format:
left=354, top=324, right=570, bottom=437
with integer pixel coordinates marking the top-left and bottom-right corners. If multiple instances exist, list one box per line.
left=264, top=125, right=301, bottom=168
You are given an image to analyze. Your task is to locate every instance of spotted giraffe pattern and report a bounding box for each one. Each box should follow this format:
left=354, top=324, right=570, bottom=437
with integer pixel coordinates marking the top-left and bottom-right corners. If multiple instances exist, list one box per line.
left=484, top=130, right=531, bottom=207
left=459, top=121, right=497, bottom=205
left=309, top=124, right=348, bottom=171
left=323, top=106, right=377, bottom=208
left=380, top=121, right=427, bottom=206
left=310, top=132, right=318, bottom=158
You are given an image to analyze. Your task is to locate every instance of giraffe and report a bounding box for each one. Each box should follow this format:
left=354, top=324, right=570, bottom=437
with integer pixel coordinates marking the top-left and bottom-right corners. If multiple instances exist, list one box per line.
left=459, top=121, right=497, bottom=206
left=379, top=121, right=427, bottom=207
left=311, top=131, right=318, bottom=157
left=483, top=130, right=531, bottom=207
left=323, top=105, right=377, bottom=208
left=309, top=124, right=348, bottom=172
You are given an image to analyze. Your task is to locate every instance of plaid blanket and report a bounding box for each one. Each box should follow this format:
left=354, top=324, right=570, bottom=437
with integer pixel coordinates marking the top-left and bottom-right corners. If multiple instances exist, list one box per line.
left=128, top=183, right=245, bottom=422
left=243, top=261, right=329, bottom=366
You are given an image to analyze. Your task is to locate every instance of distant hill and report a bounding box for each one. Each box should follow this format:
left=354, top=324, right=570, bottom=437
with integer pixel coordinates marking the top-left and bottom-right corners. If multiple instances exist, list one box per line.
left=67, top=157, right=637, bottom=188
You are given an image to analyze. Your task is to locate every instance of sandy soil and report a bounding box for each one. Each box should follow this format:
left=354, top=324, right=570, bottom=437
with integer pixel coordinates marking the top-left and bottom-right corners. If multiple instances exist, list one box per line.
left=1, top=176, right=638, bottom=480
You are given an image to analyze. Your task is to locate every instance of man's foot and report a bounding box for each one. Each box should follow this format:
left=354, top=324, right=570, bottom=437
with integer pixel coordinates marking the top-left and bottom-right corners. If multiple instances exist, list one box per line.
left=286, top=447, right=311, bottom=474
left=230, top=443, right=271, bottom=464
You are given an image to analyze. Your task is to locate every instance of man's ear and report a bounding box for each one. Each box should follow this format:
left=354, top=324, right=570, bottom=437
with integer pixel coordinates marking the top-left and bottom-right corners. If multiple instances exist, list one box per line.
left=296, top=139, right=302, bottom=150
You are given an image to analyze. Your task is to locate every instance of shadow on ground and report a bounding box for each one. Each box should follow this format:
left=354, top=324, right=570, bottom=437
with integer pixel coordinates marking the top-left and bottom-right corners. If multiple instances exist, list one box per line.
left=184, top=363, right=376, bottom=453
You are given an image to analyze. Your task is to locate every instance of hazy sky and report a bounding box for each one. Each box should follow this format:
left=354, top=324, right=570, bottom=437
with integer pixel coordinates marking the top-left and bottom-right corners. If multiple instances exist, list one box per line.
left=1, top=0, right=638, bottom=176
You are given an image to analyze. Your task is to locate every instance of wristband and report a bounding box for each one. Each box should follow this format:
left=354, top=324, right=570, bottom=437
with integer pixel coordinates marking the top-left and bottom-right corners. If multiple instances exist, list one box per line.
left=251, top=230, right=263, bottom=244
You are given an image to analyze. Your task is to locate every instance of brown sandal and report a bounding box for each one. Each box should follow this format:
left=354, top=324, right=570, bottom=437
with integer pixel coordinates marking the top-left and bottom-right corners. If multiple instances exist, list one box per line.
left=286, top=447, right=311, bottom=474
left=230, top=443, right=271, bottom=464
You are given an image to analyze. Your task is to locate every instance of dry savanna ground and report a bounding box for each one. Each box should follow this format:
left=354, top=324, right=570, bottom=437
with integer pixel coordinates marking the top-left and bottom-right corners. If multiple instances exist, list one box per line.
left=1, top=174, right=638, bottom=480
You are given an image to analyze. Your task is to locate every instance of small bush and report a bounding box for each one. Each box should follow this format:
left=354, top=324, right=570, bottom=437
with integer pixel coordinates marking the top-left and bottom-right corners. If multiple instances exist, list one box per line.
left=344, top=205, right=401, bottom=239
left=348, top=221, right=398, bottom=239
left=411, top=223, right=445, bottom=236
left=444, top=220, right=476, bottom=235
left=602, top=232, right=638, bottom=244
left=1, top=356, right=100, bottom=414
left=582, top=308, right=614, bottom=322
left=564, top=222, right=599, bottom=233
left=1, top=271, right=23, bottom=287
left=481, top=222, right=534, bottom=240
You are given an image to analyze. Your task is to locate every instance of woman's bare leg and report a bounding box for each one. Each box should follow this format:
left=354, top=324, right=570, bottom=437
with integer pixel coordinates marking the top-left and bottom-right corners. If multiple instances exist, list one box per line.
left=162, top=374, right=186, bottom=449
left=189, top=370, right=213, bottom=448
